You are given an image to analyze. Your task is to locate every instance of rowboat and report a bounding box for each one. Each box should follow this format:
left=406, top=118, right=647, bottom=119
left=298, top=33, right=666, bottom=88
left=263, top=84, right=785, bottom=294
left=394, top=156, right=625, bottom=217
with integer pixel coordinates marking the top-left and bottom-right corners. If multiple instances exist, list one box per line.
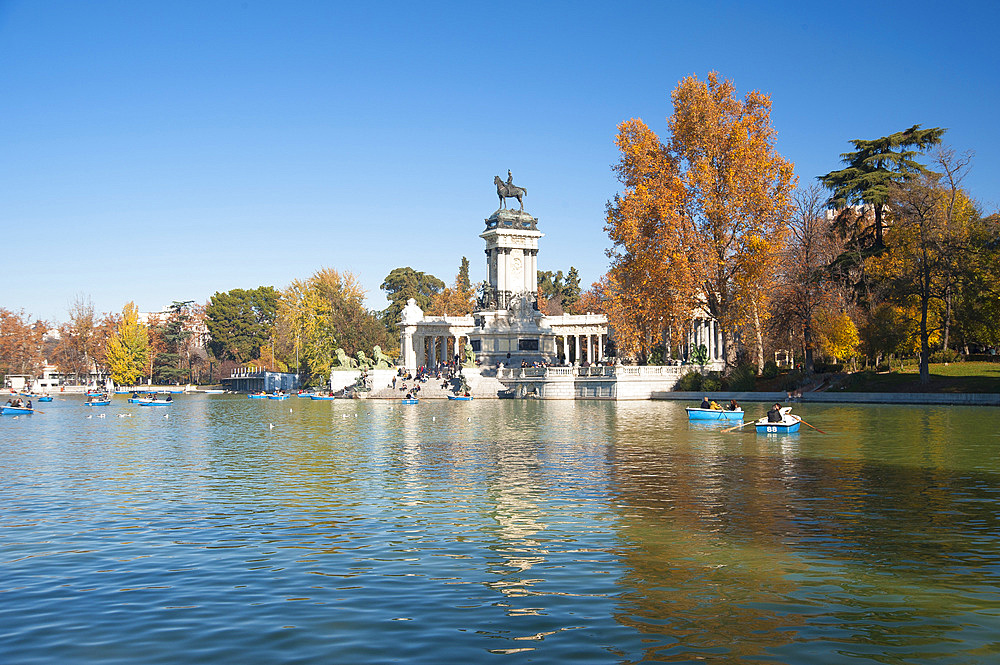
left=296, top=392, right=314, bottom=398
left=267, top=394, right=290, bottom=400
left=448, top=395, right=473, bottom=401
left=37, top=396, right=53, bottom=402
left=1, top=405, right=33, bottom=415
left=401, top=398, right=419, bottom=405
left=248, top=393, right=268, bottom=399
left=755, top=407, right=801, bottom=434
left=139, top=400, right=173, bottom=406
left=85, top=400, right=112, bottom=407
left=686, top=407, right=743, bottom=421
left=166, top=390, right=185, bottom=394
left=128, top=397, right=154, bottom=404
left=203, top=389, right=225, bottom=394
left=309, top=395, right=336, bottom=401
left=114, top=390, right=133, bottom=395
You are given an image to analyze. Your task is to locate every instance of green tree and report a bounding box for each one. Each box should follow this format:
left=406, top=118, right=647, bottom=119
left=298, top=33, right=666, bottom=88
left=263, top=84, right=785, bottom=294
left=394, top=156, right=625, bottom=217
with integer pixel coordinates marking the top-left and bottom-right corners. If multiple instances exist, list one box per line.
left=380, top=267, right=444, bottom=333
left=153, top=301, right=194, bottom=384
left=105, top=302, right=149, bottom=386
left=205, top=287, right=278, bottom=362
left=458, top=256, right=471, bottom=292
left=820, top=124, right=945, bottom=250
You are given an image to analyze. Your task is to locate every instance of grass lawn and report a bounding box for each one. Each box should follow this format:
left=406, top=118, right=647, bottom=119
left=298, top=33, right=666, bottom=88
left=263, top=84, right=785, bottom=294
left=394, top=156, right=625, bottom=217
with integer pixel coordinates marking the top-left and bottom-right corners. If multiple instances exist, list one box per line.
left=838, top=362, right=1000, bottom=393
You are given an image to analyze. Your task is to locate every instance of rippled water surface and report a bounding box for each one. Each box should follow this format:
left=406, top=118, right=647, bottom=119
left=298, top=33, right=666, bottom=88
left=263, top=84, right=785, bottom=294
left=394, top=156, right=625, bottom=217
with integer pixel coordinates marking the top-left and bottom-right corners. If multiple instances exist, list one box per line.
left=2, top=395, right=1000, bottom=663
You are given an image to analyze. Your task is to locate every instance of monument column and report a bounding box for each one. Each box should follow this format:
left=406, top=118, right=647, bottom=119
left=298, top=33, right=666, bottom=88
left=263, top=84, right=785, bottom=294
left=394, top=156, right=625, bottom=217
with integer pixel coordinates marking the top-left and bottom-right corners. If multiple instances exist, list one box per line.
left=574, top=335, right=581, bottom=365
left=598, top=334, right=604, bottom=361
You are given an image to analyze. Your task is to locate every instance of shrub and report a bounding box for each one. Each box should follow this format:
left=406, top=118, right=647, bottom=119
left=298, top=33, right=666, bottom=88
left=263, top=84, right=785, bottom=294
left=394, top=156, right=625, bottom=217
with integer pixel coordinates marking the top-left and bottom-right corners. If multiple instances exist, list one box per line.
left=702, top=373, right=723, bottom=392
left=778, top=370, right=805, bottom=391
left=675, top=371, right=703, bottom=392
left=875, top=362, right=890, bottom=373
left=726, top=364, right=756, bottom=392
left=929, top=349, right=961, bottom=363
left=761, top=360, right=779, bottom=379
left=813, top=362, right=844, bottom=373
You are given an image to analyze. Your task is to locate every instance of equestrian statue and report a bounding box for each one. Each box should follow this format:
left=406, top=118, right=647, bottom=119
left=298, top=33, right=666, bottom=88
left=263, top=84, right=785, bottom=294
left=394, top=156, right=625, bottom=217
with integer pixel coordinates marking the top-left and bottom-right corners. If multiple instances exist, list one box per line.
left=494, top=169, right=527, bottom=211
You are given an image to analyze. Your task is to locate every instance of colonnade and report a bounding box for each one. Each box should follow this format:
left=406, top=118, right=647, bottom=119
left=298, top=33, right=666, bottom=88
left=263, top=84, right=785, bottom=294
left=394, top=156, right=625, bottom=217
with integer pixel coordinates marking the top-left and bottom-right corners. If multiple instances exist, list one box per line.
left=412, top=334, right=469, bottom=369
left=555, top=332, right=606, bottom=365
left=690, top=318, right=722, bottom=361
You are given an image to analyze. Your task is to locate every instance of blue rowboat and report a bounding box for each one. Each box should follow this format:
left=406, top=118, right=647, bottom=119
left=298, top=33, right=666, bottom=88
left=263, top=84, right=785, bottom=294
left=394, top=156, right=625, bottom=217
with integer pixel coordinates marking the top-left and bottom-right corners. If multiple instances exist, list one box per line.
left=267, top=394, right=290, bottom=400
left=755, top=409, right=801, bottom=434
left=248, top=394, right=267, bottom=399
left=114, top=390, right=132, bottom=395
left=401, top=398, right=418, bottom=405
left=686, top=407, right=743, bottom=421
left=1, top=405, right=33, bottom=415
left=309, top=395, right=336, bottom=401
left=139, top=400, right=172, bottom=406
left=37, top=396, right=53, bottom=402
left=85, top=400, right=111, bottom=407
left=297, top=392, right=314, bottom=398
left=128, top=397, right=152, bottom=404
left=448, top=395, right=473, bottom=401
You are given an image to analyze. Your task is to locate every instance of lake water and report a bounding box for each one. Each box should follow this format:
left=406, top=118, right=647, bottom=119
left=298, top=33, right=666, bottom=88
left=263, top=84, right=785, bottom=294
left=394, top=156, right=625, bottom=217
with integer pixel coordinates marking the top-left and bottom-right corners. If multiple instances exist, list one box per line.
left=2, top=395, right=999, bottom=664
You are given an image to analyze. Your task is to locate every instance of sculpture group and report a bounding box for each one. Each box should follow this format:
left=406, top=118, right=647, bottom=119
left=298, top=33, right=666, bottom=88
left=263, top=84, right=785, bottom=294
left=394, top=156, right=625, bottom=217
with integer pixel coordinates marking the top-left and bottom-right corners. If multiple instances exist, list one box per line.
left=334, top=346, right=395, bottom=369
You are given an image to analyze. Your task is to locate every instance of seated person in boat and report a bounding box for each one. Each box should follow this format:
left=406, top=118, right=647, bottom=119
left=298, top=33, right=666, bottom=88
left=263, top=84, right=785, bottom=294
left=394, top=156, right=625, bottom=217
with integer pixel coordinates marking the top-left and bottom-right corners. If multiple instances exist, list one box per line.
left=726, top=400, right=739, bottom=411
left=709, top=400, right=721, bottom=410
left=166, top=395, right=173, bottom=401
left=767, top=403, right=783, bottom=422
left=700, top=396, right=711, bottom=409
left=26, top=400, right=31, bottom=409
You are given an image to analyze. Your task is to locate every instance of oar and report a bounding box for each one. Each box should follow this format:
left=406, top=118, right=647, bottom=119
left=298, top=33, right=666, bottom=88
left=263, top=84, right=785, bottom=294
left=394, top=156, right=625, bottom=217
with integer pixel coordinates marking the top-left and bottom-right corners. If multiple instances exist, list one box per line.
left=723, top=419, right=757, bottom=433
left=797, top=417, right=827, bottom=434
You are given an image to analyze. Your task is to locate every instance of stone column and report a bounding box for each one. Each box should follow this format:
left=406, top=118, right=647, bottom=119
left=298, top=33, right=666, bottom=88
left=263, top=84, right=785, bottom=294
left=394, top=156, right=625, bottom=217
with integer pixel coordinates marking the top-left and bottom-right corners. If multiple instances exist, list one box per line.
left=574, top=335, right=581, bottom=365
left=598, top=334, right=604, bottom=361
left=501, top=248, right=510, bottom=295
left=402, top=326, right=415, bottom=371
left=586, top=334, right=592, bottom=363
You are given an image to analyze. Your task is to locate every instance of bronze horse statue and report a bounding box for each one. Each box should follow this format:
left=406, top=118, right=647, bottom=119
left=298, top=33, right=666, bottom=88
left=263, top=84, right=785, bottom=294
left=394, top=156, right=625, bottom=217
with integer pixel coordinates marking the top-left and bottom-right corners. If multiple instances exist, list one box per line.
left=494, top=175, right=527, bottom=211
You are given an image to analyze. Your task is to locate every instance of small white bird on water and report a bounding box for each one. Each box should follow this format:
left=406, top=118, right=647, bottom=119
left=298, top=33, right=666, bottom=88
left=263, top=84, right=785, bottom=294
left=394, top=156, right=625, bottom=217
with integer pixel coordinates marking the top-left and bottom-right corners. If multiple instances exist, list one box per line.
left=269, top=423, right=275, bottom=429
left=163, top=414, right=168, bottom=419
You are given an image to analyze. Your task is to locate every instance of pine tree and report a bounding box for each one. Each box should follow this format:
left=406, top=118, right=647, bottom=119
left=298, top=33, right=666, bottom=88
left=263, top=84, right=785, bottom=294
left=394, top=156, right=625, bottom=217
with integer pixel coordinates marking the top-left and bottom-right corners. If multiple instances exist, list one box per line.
left=819, top=125, right=945, bottom=249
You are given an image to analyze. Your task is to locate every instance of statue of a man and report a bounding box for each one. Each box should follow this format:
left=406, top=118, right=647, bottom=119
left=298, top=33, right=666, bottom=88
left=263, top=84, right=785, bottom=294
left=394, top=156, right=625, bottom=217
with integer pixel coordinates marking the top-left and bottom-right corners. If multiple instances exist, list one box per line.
left=506, top=170, right=513, bottom=188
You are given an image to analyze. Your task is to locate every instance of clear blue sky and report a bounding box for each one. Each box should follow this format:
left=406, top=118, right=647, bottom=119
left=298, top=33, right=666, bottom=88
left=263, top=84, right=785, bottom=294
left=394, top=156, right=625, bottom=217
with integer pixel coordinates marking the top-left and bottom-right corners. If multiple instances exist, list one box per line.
left=3, top=0, right=998, bottom=323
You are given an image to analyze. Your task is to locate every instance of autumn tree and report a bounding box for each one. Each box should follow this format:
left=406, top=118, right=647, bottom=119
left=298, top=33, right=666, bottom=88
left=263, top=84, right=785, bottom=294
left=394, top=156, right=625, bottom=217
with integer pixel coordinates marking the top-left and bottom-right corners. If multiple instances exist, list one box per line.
left=105, top=302, right=149, bottom=386
left=53, top=295, right=97, bottom=380
left=770, top=185, right=842, bottom=372
left=277, top=268, right=395, bottom=386
left=0, top=309, right=47, bottom=379
left=669, top=72, right=796, bottom=368
left=605, top=118, right=699, bottom=362
left=872, top=152, right=978, bottom=384
left=820, top=124, right=945, bottom=250
left=426, top=258, right=475, bottom=316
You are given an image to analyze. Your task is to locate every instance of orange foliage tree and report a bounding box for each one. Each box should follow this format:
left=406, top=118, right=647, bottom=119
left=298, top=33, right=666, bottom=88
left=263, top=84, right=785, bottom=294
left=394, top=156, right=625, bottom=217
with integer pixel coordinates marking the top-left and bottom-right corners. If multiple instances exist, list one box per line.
left=670, top=72, right=796, bottom=368
left=605, top=73, right=795, bottom=368
left=605, top=118, right=700, bottom=362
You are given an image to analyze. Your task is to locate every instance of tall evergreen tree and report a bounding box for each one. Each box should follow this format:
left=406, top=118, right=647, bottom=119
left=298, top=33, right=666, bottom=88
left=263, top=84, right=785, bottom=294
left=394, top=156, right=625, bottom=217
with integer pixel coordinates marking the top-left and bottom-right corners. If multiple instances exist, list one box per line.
left=819, top=125, right=945, bottom=249
left=380, top=267, right=444, bottom=332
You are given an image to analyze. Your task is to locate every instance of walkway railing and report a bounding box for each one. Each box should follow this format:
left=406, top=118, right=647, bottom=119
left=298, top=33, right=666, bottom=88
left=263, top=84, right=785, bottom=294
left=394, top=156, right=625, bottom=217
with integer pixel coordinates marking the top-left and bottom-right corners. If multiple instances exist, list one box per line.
left=496, top=365, right=691, bottom=380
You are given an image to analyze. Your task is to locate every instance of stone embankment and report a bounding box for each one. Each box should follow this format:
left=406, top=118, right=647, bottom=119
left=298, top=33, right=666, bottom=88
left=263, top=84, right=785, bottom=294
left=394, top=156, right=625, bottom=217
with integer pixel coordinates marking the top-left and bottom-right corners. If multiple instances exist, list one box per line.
left=655, top=391, right=1000, bottom=406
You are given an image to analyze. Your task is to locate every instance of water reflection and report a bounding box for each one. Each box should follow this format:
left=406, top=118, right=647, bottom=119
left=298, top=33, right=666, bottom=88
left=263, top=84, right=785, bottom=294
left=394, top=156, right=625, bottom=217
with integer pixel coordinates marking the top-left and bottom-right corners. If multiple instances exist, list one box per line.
left=1, top=396, right=999, bottom=663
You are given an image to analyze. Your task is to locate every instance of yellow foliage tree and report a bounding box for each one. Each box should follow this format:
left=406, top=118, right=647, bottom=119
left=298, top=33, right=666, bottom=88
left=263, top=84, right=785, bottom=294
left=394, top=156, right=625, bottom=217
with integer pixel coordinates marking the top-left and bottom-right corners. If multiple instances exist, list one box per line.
left=815, top=311, right=860, bottom=363
left=105, top=302, right=149, bottom=386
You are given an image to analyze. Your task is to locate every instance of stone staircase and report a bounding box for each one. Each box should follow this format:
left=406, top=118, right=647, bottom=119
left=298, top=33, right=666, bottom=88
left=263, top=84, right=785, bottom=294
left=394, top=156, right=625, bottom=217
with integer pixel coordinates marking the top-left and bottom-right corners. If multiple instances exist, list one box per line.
left=366, top=370, right=510, bottom=400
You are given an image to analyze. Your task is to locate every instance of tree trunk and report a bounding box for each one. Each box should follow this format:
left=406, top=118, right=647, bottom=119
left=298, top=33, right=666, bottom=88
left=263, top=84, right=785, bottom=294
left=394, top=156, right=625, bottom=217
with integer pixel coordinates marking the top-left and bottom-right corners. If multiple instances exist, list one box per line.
left=803, top=321, right=815, bottom=373
left=874, top=203, right=885, bottom=248
left=919, top=295, right=930, bottom=385
left=943, top=289, right=951, bottom=351
left=751, top=298, right=764, bottom=371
